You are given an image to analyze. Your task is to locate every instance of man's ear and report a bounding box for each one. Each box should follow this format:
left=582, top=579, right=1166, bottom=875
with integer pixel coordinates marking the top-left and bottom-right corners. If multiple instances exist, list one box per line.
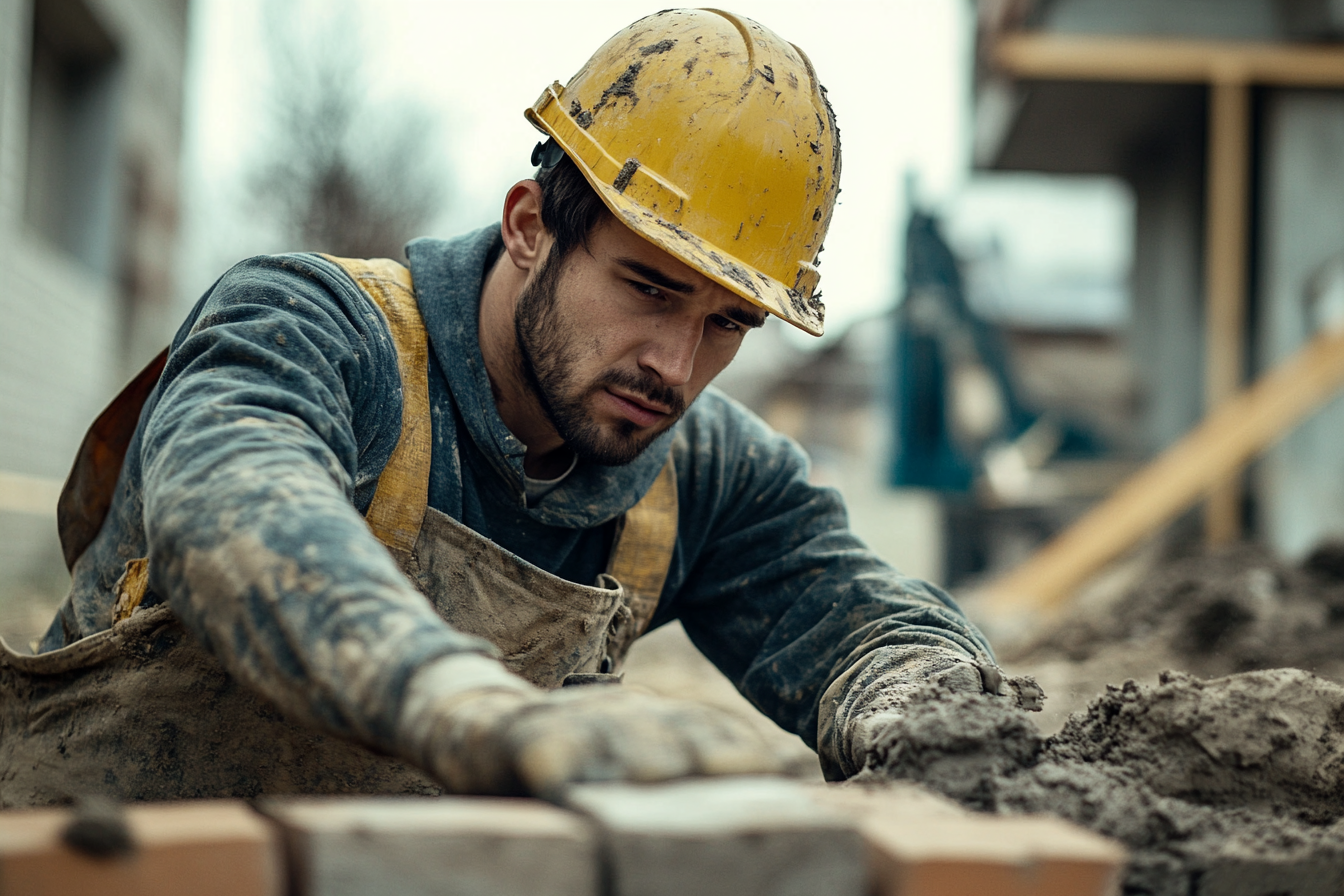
left=500, top=180, right=551, bottom=273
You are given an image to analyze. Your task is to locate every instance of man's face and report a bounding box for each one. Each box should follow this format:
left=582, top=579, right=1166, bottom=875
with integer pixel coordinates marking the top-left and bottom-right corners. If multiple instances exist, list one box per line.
left=515, top=217, right=766, bottom=466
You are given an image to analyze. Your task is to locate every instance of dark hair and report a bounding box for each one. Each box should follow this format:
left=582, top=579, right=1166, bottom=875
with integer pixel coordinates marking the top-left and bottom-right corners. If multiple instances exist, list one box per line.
left=535, top=147, right=611, bottom=261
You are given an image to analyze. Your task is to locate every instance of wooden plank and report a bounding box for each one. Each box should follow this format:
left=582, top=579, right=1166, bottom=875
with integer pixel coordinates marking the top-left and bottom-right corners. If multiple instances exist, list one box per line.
left=0, top=801, right=281, bottom=896
left=260, top=796, right=598, bottom=896
left=992, top=34, right=1344, bottom=87
left=809, top=786, right=1127, bottom=896
left=981, top=327, right=1344, bottom=611
left=565, top=778, right=868, bottom=896
left=1203, top=78, right=1251, bottom=545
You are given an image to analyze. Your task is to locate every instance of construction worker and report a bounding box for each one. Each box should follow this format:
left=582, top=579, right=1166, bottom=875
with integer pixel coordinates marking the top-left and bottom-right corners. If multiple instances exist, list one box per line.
left=1, top=9, right=1003, bottom=806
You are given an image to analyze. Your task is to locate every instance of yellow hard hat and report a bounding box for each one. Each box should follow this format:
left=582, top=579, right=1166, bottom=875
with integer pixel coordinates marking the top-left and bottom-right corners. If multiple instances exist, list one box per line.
left=525, top=8, right=840, bottom=336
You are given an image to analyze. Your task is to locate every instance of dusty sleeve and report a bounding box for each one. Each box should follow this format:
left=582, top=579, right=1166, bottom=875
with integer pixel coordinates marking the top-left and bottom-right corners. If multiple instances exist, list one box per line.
left=139, top=255, right=494, bottom=753
left=666, top=392, right=995, bottom=761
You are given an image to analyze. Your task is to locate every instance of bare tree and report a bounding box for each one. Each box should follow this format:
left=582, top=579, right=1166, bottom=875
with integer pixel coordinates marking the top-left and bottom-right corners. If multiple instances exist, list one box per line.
left=247, top=2, right=448, bottom=261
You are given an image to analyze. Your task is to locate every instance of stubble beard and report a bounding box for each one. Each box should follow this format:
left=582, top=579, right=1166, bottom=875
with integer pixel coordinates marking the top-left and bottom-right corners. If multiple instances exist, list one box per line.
left=514, top=248, right=686, bottom=467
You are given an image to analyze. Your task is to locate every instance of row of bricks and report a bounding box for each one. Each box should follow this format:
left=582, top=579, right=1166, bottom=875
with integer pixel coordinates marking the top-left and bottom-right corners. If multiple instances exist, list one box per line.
left=0, top=777, right=1127, bottom=896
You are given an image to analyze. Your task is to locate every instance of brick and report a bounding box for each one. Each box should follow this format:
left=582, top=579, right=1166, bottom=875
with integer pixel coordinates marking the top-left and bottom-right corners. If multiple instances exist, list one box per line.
left=260, top=796, right=597, bottom=896
left=810, top=785, right=1127, bottom=896
left=808, top=782, right=968, bottom=822
left=0, top=800, right=281, bottom=896
left=565, top=776, right=868, bottom=896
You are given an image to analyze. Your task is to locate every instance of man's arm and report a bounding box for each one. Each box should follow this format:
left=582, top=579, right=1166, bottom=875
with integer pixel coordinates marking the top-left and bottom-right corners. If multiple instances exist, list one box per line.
left=137, top=256, right=782, bottom=793
left=141, top=254, right=495, bottom=751
left=667, top=389, right=999, bottom=779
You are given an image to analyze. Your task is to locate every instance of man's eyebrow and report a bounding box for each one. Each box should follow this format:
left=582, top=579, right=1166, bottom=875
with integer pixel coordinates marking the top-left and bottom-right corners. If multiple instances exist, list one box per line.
left=616, top=258, right=697, bottom=294
left=724, top=306, right=767, bottom=329
left=617, top=256, right=766, bottom=328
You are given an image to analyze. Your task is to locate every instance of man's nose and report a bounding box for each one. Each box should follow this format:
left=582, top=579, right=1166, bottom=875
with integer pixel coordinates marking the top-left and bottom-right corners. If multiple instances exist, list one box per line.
left=639, top=318, right=703, bottom=387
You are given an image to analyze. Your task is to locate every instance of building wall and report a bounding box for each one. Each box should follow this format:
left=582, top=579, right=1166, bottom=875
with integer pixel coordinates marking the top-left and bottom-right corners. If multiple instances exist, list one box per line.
left=980, top=0, right=1344, bottom=556
left=1031, top=0, right=1280, bottom=40
left=0, top=0, right=188, bottom=637
left=1127, top=140, right=1206, bottom=455
left=1257, top=89, right=1344, bottom=557
left=1017, top=3, right=1274, bottom=462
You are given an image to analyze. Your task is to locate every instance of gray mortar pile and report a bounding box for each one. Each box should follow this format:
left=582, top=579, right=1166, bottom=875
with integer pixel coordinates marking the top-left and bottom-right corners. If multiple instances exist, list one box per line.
left=855, top=668, right=1344, bottom=896
left=1009, top=542, right=1344, bottom=691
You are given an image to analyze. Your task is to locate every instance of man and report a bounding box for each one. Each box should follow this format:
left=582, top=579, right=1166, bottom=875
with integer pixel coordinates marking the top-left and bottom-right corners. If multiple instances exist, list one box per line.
left=3, top=9, right=1001, bottom=806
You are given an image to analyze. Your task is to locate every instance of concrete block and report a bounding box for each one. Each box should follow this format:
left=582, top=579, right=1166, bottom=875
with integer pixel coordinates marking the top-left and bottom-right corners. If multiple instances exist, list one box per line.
left=0, top=799, right=281, bottom=896
left=811, top=785, right=1126, bottom=896
left=808, top=781, right=968, bottom=822
left=260, top=795, right=597, bottom=896
left=1194, top=856, right=1344, bottom=896
left=565, top=776, right=868, bottom=896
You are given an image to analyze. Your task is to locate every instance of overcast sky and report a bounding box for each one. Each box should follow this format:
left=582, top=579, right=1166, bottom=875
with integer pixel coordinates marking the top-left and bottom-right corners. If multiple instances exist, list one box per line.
left=181, top=1, right=975, bottom=335
left=179, top=0, right=1131, bottom=341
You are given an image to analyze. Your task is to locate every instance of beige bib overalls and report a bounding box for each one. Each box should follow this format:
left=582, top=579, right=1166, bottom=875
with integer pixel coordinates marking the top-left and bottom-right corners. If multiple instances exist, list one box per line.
left=0, top=258, right=677, bottom=807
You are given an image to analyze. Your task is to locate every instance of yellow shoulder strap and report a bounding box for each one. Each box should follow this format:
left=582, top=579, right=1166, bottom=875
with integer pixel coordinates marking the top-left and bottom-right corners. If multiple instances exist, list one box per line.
left=321, top=255, right=432, bottom=560
left=606, top=453, right=678, bottom=642
left=114, top=254, right=680, bottom=631
left=337, top=251, right=681, bottom=636
left=113, top=255, right=432, bottom=624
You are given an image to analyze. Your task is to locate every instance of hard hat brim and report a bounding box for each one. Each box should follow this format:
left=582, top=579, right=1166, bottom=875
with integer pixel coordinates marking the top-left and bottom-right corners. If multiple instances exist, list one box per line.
left=525, top=100, right=826, bottom=338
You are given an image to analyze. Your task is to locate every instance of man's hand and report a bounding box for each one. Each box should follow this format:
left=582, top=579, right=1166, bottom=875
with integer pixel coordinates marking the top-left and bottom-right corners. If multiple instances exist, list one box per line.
left=397, top=654, right=783, bottom=797
left=816, top=646, right=1043, bottom=781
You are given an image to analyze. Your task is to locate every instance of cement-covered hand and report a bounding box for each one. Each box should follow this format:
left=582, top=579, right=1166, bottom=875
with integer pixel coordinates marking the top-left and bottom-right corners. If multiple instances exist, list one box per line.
left=817, top=645, right=1018, bottom=781
left=398, top=653, right=783, bottom=796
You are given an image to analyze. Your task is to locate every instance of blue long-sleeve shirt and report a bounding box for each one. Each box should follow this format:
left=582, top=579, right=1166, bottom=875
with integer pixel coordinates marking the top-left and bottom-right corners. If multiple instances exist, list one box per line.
left=41, top=224, right=992, bottom=761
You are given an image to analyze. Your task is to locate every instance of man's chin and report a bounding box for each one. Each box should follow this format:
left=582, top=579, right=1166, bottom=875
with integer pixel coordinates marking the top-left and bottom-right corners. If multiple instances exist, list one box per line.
left=569, top=420, right=667, bottom=467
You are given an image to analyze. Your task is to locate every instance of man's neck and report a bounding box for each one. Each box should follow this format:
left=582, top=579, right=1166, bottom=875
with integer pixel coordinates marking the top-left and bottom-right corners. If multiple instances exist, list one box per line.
left=478, top=252, right=572, bottom=479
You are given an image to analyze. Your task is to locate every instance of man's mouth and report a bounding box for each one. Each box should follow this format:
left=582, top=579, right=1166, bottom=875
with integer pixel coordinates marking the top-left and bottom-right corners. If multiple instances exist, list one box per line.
left=603, top=387, right=671, bottom=428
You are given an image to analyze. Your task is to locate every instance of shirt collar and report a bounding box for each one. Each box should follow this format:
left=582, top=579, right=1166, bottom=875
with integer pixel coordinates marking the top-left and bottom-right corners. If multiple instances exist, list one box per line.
left=405, top=227, right=674, bottom=529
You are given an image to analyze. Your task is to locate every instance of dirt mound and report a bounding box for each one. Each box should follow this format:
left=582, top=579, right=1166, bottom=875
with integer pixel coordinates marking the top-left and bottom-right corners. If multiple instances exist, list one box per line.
left=992, top=542, right=1344, bottom=734
left=1052, top=669, right=1344, bottom=822
left=857, top=669, right=1344, bottom=895
left=1015, top=543, right=1344, bottom=678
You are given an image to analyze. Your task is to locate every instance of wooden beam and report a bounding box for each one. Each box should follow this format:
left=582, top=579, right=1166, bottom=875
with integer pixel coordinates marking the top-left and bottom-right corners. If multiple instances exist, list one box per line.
left=1202, top=78, right=1251, bottom=544
left=980, top=327, right=1344, bottom=611
left=0, top=470, right=61, bottom=517
left=992, top=34, right=1344, bottom=87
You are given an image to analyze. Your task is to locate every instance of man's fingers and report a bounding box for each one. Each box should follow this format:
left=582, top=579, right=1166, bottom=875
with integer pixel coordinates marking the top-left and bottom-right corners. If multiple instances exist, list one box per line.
left=977, top=662, right=1006, bottom=696
left=509, top=724, right=596, bottom=795
left=506, top=703, right=697, bottom=793
left=673, top=707, right=783, bottom=777
left=931, top=662, right=987, bottom=695
left=610, top=717, right=703, bottom=783
left=501, top=696, right=780, bottom=795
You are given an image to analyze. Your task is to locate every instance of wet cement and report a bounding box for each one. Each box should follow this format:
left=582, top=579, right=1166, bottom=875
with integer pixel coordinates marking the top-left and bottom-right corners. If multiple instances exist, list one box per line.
left=1014, top=542, right=1344, bottom=679
left=995, top=542, right=1344, bottom=735
left=856, top=668, right=1344, bottom=895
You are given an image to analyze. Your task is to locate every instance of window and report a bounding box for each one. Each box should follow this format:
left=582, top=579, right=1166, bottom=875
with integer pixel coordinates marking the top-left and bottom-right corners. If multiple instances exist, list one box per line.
left=24, top=0, right=120, bottom=273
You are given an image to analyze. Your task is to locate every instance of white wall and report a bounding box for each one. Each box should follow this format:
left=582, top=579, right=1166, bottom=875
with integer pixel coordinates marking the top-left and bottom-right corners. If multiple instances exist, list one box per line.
left=1257, top=89, right=1344, bottom=558
left=0, top=0, right=187, bottom=639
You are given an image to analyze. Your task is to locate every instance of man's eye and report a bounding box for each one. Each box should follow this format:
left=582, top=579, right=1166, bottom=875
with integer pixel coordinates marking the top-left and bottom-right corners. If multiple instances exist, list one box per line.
left=710, top=315, right=742, bottom=332
left=631, top=281, right=662, bottom=298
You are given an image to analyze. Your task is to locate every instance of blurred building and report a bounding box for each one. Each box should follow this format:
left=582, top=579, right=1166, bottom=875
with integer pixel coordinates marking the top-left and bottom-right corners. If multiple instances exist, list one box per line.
left=724, top=312, right=945, bottom=586
left=0, top=0, right=189, bottom=632
left=977, top=0, right=1344, bottom=557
